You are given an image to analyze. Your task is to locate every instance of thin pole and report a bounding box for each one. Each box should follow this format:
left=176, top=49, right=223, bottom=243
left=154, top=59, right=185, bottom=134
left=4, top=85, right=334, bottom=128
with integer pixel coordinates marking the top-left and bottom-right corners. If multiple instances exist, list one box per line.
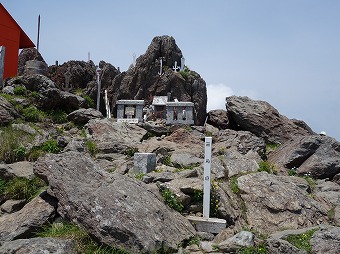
left=37, top=15, right=40, bottom=54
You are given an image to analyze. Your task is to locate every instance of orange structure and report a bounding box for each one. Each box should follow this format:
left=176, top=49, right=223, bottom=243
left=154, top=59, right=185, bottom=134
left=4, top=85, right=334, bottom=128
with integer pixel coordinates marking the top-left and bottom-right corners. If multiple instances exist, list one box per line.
left=0, top=3, right=35, bottom=79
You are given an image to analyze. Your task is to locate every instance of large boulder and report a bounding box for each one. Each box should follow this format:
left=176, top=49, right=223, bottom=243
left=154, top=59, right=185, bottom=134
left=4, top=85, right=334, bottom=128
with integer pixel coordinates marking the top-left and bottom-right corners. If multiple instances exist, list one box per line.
left=109, top=35, right=207, bottom=125
left=5, top=74, right=56, bottom=93
left=48, top=60, right=96, bottom=90
left=0, top=96, right=19, bottom=124
left=86, top=119, right=147, bottom=154
left=207, top=109, right=230, bottom=129
left=310, top=226, right=340, bottom=254
left=268, top=135, right=340, bottom=179
left=0, top=193, right=57, bottom=243
left=226, top=96, right=314, bottom=143
left=0, top=237, right=76, bottom=254
left=67, top=108, right=103, bottom=124
left=33, top=151, right=195, bottom=253
left=237, top=172, right=329, bottom=233
left=17, top=47, right=46, bottom=76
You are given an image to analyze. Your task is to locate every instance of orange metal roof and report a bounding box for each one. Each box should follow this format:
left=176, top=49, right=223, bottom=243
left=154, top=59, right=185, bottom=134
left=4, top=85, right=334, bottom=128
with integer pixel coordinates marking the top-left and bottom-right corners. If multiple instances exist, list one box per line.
left=0, top=3, right=35, bottom=48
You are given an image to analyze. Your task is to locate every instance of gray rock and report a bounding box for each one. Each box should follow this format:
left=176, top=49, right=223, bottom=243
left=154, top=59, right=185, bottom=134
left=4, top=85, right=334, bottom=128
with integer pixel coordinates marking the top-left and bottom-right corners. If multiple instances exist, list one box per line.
left=39, top=88, right=86, bottom=110
left=265, top=238, right=308, bottom=254
left=0, top=237, right=76, bottom=254
left=18, top=47, right=46, bottom=76
left=33, top=151, right=195, bottom=253
left=218, top=231, right=254, bottom=252
left=0, top=193, right=57, bottom=243
left=0, top=161, right=34, bottom=179
left=226, top=96, right=314, bottom=143
left=310, top=226, right=340, bottom=254
left=6, top=74, right=56, bottom=93
left=133, top=153, right=156, bottom=174
left=0, top=199, right=26, bottom=213
left=171, top=152, right=203, bottom=169
left=207, top=109, right=230, bottom=130
left=12, top=123, right=37, bottom=135
left=86, top=119, right=147, bottom=154
left=0, top=96, right=19, bottom=124
left=268, top=135, right=340, bottom=179
left=67, top=108, right=103, bottom=124
left=237, top=172, right=329, bottom=233
left=1, top=85, right=14, bottom=94
left=214, top=129, right=266, bottom=157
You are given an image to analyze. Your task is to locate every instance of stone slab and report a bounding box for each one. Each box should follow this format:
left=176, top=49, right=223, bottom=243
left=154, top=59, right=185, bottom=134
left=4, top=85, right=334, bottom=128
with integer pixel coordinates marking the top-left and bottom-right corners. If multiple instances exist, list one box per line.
left=117, top=118, right=139, bottom=123
left=187, top=215, right=227, bottom=234
left=133, top=153, right=156, bottom=174
left=116, top=100, right=144, bottom=105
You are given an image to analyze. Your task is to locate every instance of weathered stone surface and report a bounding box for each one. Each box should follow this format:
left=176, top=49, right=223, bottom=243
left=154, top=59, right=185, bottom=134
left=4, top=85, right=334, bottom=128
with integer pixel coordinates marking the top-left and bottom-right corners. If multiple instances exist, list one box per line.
left=12, top=123, right=37, bottom=135
left=0, top=199, right=26, bottom=213
left=0, top=96, right=19, bottom=124
left=6, top=74, right=56, bottom=93
left=218, top=150, right=259, bottom=178
left=218, top=231, right=255, bottom=252
left=86, top=119, right=147, bottom=154
left=237, top=172, right=329, bottom=233
left=48, top=60, right=97, bottom=90
left=67, top=108, right=103, bottom=124
left=226, top=96, right=314, bottom=143
left=108, top=35, right=207, bottom=125
left=0, top=193, right=57, bottom=243
left=214, top=129, right=266, bottom=157
left=0, top=161, right=34, bottom=180
left=33, top=151, right=195, bottom=253
left=268, top=135, right=340, bottom=179
left=265, top=238, right=308, bottom=254
left=18, top=47, right=46, bottom=76
left=310, top=226, right=340, bottom=254
left=0, top=237, right=76, bottom=254
left=207, top=109, right=230, bottom=130
left=133, top=152, right=156, bottom=174
left=39, top=88, right=86, bottom=111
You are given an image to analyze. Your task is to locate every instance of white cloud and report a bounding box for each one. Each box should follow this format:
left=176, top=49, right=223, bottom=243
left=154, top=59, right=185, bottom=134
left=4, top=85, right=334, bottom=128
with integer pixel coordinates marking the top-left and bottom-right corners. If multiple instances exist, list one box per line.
left=207, top=83, right=234, bottom=111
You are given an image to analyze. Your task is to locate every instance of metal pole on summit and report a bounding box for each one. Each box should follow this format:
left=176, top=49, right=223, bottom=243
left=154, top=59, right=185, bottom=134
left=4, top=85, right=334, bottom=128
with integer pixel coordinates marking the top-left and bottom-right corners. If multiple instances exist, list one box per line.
left=36, top=15, right=40, bottom=58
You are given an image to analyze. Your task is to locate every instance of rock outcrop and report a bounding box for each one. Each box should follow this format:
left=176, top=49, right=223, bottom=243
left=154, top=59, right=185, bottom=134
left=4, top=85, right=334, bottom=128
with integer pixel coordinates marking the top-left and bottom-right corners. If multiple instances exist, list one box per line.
left=0, top=96, right=19, bottom=124
left=226, top=96, right=314, bottom=143
left=34, top=151, right=195, bottom=253
left=237, top=172, right=329, bottom=233
left=109, top=35, right=207, bottom=125
left=268, top=135, right=340, bottom=179
left=17, top=48, right=46, bottom=76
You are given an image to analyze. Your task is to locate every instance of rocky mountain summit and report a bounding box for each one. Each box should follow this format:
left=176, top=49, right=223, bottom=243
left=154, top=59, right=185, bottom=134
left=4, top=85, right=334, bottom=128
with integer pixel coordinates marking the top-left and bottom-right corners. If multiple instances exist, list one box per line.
left=0, top=35, right=339, bottom=253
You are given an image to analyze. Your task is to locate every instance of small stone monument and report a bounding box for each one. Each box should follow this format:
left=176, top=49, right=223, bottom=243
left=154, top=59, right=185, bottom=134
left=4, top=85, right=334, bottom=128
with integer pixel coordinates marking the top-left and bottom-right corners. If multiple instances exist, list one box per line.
left=0, top=46, right=5, bottom=86
left=133, top=153, right=156, bottom=174
left=166, top=101, right=195, bottom=125
left=116, top=100, right=144, bottom=123
left=24, top=59, right=48, bottom=75
left=61, top=67, right=73, bottom=92
left=180, top=57, right=185, bottom=71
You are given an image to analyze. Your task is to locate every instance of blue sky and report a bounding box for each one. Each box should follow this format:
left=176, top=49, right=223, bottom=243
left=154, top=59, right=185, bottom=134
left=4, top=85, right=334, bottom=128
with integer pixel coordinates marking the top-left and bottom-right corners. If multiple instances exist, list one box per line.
left=2, top=0, right=340, bottom=141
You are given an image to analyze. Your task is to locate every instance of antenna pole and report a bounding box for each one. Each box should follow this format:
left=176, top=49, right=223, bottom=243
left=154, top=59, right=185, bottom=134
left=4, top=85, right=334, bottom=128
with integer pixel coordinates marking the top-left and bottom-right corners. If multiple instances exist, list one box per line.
left=37, top=15, right=40, bottom=54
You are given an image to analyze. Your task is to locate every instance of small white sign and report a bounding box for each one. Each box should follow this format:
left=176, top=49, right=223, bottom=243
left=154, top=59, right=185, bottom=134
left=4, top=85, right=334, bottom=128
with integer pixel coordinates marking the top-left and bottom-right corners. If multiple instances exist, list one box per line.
left=203, top=137, right=212, bottom=218
left=117, top=118, right=139, bottom=123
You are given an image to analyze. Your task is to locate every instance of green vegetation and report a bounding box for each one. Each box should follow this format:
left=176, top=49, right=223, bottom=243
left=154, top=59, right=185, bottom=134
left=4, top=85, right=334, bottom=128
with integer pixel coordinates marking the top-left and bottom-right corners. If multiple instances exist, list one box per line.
left=22, top=105, right=45, bottom=122
left=179, top=66, right=191, bottom=80
left=304, top=176, right=316, bottom=192
left=163, top=154, right=172, bottom=166
left=288, top=167, right=297, bottom=176
left=1, top=176, right=46, bottom=201
left=46, top=109, right=68, bottom=123
left=159, top=186, right=184, bottom=212
left=193, top=189, right=203, bottom=202
left=36, top=221, right=129, bottom=254
left=123, top=147, right=138, bottom=158
left=0, top=126, right=34, bottom=163
left=13, top=86, right=27, bottom=96
left=83, top=95, right=95, bottom=108
left=229, top=176, right=240, bottom=194
left=284, top=228, right=318, bottom=253
left=86, top=140, right=98, bottom=157
left=134, top=172, right=145, bottom=181
left=28, top=139, right=62, bottom=161
left=266, top=143, right=280, bottom=152
left=258, top=161, right=271, bottom=173
left=237, top=243, right=267, bottom=254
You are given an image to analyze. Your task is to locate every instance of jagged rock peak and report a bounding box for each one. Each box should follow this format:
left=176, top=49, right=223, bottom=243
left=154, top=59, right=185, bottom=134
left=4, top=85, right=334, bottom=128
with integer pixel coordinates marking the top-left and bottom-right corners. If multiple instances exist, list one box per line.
left=137, top=35, right=183, bottom=68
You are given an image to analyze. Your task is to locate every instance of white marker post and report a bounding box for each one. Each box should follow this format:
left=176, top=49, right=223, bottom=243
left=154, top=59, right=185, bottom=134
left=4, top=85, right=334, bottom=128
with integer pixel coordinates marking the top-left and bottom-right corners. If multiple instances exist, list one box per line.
left=203, top=137, right=212, bottom=218
left=96, top=66, right=102, bottom=111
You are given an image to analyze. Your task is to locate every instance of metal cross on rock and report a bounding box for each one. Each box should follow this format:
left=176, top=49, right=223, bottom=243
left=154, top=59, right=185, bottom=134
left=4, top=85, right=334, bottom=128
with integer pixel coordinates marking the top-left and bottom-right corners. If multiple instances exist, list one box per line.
left=61, top=67, right=73, bottom=92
